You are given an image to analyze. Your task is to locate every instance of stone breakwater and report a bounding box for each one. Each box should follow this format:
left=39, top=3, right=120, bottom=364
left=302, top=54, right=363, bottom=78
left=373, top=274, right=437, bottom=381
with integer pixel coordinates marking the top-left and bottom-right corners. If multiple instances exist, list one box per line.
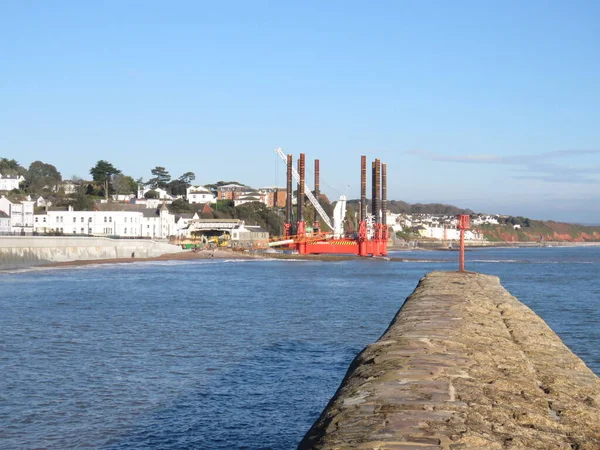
left=0, top=236, right=183, bottom=270
left=299, top=272, right=600, bottom=450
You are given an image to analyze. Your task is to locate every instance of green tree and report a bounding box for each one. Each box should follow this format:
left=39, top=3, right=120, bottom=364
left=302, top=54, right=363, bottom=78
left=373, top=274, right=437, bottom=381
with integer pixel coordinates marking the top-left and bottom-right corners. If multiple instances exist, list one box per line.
left=167, top=171, right=196, bottom=196
left=179, top=172, right=195, bottom=185
left=112, top=174, right=137, bottom=196
left=0, top=158, right=26, bottom=176
left=148, top=166, right=171, bottom=189
left=234, top=202, right=284, bottom=236
left=90, top=160, right=121, bottom=200
left=85, top=183, right=98, bottom=196
left=168, top=179, right=188, bottom=196
left=144, top=190, right=159, bottom=199
left=26, top=161, right=62, bottom=193
left=216, top=199, right=233, bottom=209
left=169, top=198, right=192, bottom=213
left=72, top=185, right=95, bottom=210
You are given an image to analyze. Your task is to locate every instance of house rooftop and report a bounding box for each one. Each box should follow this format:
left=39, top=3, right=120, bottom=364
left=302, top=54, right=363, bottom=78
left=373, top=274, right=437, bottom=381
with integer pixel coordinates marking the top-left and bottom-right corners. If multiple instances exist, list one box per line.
left=218, top=183, right=248, bottom=189
left=243, top=225, right=268, bottom=233
left=237, top=195, right=261, bottom=200
left=1, top=194, right=32, bottom=203
left=188, top=185, right=211, bottom=192
left=93, top=203, right=162, bottom=217
left=190, top=218, right=243, bottom=223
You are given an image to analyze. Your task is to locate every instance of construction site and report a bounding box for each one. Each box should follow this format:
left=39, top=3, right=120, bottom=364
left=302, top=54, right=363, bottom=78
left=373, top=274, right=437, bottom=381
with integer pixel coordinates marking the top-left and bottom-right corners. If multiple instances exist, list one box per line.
left=269, top=149, right=389, bottom=257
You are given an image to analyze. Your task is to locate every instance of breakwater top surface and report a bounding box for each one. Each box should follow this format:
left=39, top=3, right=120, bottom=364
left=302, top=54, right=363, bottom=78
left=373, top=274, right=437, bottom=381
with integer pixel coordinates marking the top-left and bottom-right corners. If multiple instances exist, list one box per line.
left=1, top=247, right=599, bottom=449
left=300, top=271, right=600, bottom=450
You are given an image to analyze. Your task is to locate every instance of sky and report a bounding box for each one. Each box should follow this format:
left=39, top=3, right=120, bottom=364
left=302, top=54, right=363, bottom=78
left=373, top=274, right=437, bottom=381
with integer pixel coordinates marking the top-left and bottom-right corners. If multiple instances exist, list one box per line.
left=1, top=1, right=599, bottom=222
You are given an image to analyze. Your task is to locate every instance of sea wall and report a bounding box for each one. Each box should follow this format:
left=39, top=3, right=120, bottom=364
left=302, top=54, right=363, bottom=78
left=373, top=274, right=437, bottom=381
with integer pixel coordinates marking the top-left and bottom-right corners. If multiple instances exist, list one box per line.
left=0, top=236, right=183, bottom=270
left=299, top=272, right=600, bottom=450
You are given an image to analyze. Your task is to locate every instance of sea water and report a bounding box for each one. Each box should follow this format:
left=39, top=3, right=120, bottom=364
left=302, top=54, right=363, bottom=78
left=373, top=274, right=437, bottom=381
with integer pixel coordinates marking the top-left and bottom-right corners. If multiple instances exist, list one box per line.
left=1, top=247, right=598, bottom=449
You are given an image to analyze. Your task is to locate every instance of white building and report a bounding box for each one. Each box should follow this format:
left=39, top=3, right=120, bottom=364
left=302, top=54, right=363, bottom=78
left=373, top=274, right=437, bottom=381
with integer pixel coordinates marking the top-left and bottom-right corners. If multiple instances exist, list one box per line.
left=175, top=212, right=199, bottom=235
left=140, top=204, right=177, bottom=238
left=233, top=192, right=262, bottom=207
left=137, top=187, right=173, bottom=200
left=35, top=196, right=51, bottom=208
left=418, top=225, right=484, bottom=241
left=472, top=214, right=499, bottom=226
left=186, top=185, right=216, bottom=204
left=111, top=194, right=136, bottom=202
left=130, top=198, right=162, bottom=208
left=33, top=203, right=178, bottom=238
left=59, top=180, right=79, bottom=194
left=183, top=218, right=269, bottom=247
left=385, top=213, right=403, bottom=232
left=0, top=174, right=25, bottom=191
left=34, top=206, right=144, bottom=237
left=0, top=210, right=10, bottom=233
left=231, top=223, right=269, bottom=248
left=0, top=195, right=35, bottom=232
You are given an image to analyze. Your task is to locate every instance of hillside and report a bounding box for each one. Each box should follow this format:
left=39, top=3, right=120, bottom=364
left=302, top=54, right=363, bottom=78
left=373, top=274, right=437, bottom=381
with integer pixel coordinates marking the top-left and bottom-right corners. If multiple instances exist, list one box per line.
left=347, top=198, right=600, bottom=242
left=479, top=220, right=600, bottom=242
left=346, top=199, right=473, bottom=215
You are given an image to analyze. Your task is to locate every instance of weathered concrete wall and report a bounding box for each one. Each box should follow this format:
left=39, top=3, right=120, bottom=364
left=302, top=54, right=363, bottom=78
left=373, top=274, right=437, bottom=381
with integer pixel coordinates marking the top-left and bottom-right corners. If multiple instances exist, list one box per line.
left=0, top=236, right=183, bottom=270
left=299, top=272, right=600, bottom=450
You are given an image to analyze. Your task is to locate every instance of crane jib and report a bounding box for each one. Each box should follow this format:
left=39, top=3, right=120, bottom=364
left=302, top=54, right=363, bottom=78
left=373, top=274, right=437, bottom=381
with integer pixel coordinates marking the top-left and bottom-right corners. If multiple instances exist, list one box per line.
left=275, top=148, right=334, bottom=231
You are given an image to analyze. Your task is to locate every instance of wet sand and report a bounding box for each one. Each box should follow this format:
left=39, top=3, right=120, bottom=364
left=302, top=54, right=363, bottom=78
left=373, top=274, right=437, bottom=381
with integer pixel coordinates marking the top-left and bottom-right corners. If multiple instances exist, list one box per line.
left=48, top=248, right=263, bottom=268
left=46, top=248, right=448, bottom=269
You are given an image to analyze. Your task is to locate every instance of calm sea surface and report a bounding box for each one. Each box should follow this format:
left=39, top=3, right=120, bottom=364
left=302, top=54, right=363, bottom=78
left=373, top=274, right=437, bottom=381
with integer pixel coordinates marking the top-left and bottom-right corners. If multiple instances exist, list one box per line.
left=1, top=247, right=599, bottom=449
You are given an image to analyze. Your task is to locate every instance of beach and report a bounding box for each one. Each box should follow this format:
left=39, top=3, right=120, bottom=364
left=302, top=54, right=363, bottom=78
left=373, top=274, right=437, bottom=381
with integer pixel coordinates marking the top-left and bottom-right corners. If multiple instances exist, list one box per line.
left=48, top=248, right=264, bottom=268
left=43, top=241, right=600, bottom=269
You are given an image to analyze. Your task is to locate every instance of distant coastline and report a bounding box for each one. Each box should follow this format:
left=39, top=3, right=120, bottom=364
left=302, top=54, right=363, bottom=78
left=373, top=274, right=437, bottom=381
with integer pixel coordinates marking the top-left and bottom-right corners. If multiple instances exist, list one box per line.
left=391, top=240, right=600, bottom=251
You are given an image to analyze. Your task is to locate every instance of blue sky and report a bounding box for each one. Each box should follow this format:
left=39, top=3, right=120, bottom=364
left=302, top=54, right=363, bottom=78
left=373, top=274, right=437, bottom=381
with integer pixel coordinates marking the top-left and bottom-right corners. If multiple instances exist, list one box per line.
left=1, top=1, right=599, bottom=222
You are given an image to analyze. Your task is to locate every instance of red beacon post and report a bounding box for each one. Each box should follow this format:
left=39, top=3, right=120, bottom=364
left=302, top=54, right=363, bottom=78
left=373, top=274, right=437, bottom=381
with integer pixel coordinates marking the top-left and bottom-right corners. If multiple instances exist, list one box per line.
left=457, top=214, right=471, bottom=272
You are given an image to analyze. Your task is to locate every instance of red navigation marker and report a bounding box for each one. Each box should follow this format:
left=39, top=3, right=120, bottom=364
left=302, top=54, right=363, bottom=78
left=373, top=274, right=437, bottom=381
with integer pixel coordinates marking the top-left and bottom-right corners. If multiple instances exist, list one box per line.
left=457, top=214, right=471, bottom=272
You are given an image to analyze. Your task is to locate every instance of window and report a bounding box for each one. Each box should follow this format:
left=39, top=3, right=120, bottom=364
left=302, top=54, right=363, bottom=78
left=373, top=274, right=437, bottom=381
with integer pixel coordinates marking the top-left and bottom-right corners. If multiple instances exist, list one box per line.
left=124, top=228, right=127, bottom=234
left=43, top=217, right=46, bottom=223
left=73, top=217, right=76, bottom=223
left=109, top=217, right=112, bottom=223
left=124, top=217, right=127, bottom=223
left=35, top=217, right=38, bottom=222
left=81, top=228, right=84, bottom=233
left=88, top=217, right=92, bottom=222
left=73, top=228, right=77, bottom=234
left=104, top=217, right=107, bottom=223
left=81, top=217, right=84, bottom=223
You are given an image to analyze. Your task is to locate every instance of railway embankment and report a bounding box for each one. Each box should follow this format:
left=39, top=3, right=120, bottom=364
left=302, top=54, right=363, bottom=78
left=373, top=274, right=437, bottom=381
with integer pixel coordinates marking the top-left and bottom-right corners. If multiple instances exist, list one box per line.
left=299, top=271, right=600, bottom=450
left=0, top=236, right=183, bottom=270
